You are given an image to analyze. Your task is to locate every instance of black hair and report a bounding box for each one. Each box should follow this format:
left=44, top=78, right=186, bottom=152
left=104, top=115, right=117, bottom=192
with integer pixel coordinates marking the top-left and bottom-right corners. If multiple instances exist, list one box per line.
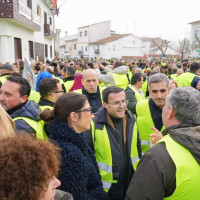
left=102, top=86, right=124, bottom=103
left=7, top=75, right=31, bottom=97
left=190, top=62, right=200, bottom=72
left=63, top=66, right=75, bottom=76
left=131, top=73, right=142, bottom=85
left=39, top=78, right=60, bottom=98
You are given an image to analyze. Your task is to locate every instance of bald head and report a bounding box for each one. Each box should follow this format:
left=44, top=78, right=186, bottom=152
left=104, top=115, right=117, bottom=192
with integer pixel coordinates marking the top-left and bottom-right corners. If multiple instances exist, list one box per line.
left=82, top=69, right=99, bottom=93
left=176, top=68, right=183, bottom=77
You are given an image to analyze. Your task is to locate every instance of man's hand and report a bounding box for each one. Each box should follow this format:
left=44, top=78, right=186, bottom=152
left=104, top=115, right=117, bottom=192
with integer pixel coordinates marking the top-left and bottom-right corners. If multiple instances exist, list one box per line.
left=150, top=127, right=163, bottom=144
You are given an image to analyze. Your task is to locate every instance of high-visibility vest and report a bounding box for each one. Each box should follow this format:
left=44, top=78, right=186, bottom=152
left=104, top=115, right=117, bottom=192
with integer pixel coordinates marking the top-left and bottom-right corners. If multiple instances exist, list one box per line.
left=91, top=120, right=139, bottom=192
left=141, top=79, right=148, bottom=97
left=158, top=135, right=200, bottom=200
left=0, top=75, right=9, bottom=86
left=39, top=105, right=53, bottom=111
left=64, top=80, right=74, bottom=92
left=176, top=72, right=197, bottom=87
left=74, top=87, right=105, bottom=103
left=13, top=117, right=45, bottom=140
left=136, top=99, right=165, bottom=154
left=112, top=73, right=129, bottom=89
left=170, top=74, right=177, bottom=80
left=29, top=90, right=41, bottom=103
left=39, top=105, right=53, bottom=139
left=127, top=85, right=145, bottom=102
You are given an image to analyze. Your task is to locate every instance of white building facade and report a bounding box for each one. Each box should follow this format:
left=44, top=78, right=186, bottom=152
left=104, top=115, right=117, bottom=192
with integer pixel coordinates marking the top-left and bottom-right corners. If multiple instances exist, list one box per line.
left=0, top=0, right=56, bottom=64
left=89, top=34, right=143, bottom=59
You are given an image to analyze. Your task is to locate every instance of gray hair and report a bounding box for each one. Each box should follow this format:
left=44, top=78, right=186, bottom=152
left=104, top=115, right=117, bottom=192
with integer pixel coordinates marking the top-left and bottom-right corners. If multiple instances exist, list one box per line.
left=166, top=87, right=200, bottom=125
left=148, top=73, right=169, bottom=88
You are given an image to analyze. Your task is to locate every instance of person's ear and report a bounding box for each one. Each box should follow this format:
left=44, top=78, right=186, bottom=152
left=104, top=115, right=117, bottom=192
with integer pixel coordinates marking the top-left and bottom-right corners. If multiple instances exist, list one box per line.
left=69, top=112, right=78, bottom=122
left=103, top=102, right=108, bottom=109
left=20, top=95, right=28, bottom=103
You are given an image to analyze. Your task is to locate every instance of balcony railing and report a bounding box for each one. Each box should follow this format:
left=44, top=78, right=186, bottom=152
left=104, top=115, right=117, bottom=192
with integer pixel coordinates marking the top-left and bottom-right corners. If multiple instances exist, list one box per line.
left=18, top=0, right=31, bottom=20
left=44, top=24, right=56, bottom=38
left=32, top=11, right=40, bottom=26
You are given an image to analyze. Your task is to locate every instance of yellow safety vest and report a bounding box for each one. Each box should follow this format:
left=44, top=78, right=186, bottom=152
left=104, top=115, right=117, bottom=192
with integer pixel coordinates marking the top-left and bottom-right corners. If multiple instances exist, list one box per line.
left=74, top=87, right=105, bottom=103
left=29, top=90, right=41, bottom=103
left=127, top=85, right=145, bottom=102
left=64, top=80, right=74, bottom=92
left=136, top=99, right=165, bottom=154
left=176, top=72, right=197, bottom=87
left=141, top=79, right=148, bottom=97
left=112, top=73, right=129, bottom=89
left=13, top=117, right=45, bottom=140
left=0, top=75, right=9, bottom=86
left=158, top=135, right=200, bottom=200
left=91, top=121, right=139, bottom=192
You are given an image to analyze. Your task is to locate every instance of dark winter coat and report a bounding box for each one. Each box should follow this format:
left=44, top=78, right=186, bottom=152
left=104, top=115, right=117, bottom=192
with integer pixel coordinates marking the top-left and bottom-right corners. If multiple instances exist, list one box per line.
left=9, top=100, right=41, bottom=133
left=48, top=119, right=108, bottom=200
left=125, top=124, right=200, bottom=200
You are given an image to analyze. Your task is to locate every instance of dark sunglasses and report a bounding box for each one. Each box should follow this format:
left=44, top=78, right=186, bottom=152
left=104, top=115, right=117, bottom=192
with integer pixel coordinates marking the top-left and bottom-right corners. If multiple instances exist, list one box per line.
left=75, top=107, right=93, bottom=115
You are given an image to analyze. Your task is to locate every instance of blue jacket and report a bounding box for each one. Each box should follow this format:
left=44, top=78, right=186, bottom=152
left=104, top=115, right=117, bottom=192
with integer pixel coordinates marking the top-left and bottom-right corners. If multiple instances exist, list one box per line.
left=11, top=100, right=41, bottom=133
left=48, top=119, right=108, bottom=200
left=36, top=71, right=53, bottom=91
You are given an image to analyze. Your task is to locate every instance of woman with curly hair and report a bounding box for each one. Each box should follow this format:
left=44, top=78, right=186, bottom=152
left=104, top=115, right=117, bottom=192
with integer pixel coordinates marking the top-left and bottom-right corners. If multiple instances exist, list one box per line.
left=40, top=92, right=108, bottom=200
left=0, top=133, right=73, bottom=200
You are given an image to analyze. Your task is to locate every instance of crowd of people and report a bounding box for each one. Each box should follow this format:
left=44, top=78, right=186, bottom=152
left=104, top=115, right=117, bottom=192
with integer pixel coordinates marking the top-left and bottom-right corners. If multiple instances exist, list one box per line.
left=0, top=56, right=199, bottom=200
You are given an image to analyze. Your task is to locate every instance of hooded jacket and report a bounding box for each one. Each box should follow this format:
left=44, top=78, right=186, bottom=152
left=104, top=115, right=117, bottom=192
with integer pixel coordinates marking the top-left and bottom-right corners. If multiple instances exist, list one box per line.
left=125, top=124, right=200, bottom=200
left=10, top=100, right=41, bottom=133
left=48, top=119, right=108, bottom=200
left=95, top=66, right=128, bottom=86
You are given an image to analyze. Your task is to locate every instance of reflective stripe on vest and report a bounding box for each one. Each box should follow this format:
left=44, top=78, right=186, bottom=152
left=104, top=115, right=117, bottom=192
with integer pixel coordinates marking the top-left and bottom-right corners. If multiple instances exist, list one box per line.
left=112, top=73, right=129, bottom=89
left=13, top=117, right=44, bottom=140
left=159, top=135, right=200, bottom=200
left=177, top=72, right=197, bottom=87
left=91, top=119, right=139, bottom=191
left=128, top=84, right=145, bottom=102
left=136, top=99, right=165, bottom=154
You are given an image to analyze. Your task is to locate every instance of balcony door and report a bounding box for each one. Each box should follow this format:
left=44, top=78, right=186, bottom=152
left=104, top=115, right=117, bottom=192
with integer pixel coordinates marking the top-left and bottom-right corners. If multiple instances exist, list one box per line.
left=14, top=37, right=22, bottom=61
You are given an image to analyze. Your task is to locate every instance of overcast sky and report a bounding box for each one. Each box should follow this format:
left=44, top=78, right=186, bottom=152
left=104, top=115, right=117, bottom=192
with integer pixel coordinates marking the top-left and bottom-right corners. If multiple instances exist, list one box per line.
left=55, top=0, right=200, bottom=41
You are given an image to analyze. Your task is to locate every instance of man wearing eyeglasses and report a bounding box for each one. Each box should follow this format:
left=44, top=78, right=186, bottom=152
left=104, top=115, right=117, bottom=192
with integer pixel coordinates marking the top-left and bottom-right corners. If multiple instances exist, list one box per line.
left=82, top=86, right=141, bottom=200
left=38, top=78, right=64, bottom=111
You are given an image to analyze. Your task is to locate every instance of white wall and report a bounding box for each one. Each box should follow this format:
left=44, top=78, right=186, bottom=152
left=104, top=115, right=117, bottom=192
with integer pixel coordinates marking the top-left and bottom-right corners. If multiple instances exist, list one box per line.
left=88, top=35, right=143, bottom=59
left=88, top=21, right=111, bottom=43
left=0, top=0, right=55, bottom=63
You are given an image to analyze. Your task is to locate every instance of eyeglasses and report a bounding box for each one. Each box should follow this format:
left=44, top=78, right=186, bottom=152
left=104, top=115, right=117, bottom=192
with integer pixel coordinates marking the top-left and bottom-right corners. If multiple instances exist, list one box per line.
left=49, top=90, right=64, bottom=95
left=108, top=99, right=128, bottom=106
left=75, top=107, right=93, bottom=115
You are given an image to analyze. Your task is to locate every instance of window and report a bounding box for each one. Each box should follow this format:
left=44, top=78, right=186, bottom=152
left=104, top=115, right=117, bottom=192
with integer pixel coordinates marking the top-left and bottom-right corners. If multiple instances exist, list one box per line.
left=74, top=44, right=76, bottom=50
left=85, top=47, right=87, bottom=52
left=14, top=38, right=22, bottom=61
left=45, top=44, right=48, bottom=58
left=37, top=5, right=41, bottom=16
left=194, top=30, right=200, bottom=42
left=44, top=12, right=47, bottom=24
left=29, top=41, right=34, bottom=59
left=79, top=32, right=82, bottom=37
left=27, top=0, right=32, bottom=9
left=84, top=30, right=87, bottom=36
left=49, top=17, right=52, bottom=25
left=50, top=45, right=52, bottom=58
